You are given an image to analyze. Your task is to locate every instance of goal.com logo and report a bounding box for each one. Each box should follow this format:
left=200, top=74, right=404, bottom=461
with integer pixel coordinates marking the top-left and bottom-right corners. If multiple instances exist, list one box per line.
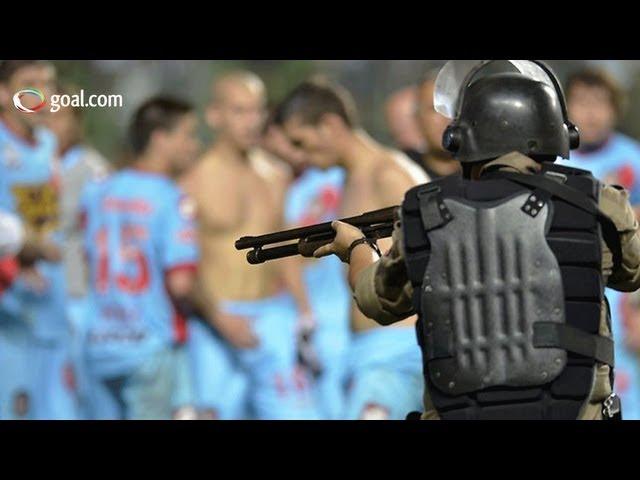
left=13, top=88, right=46, bottom=113
left=13, top=88, right=123, bottom=114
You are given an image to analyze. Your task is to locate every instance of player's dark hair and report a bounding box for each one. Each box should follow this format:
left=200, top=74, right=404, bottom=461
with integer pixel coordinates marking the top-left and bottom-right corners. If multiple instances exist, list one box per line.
left=566, top=68, right=625, bottom=116
left=0, top=60, right=52, bottom=84
left=129, top=96, right=193, bottom=155
left=273, top=79, right=359, bottom=128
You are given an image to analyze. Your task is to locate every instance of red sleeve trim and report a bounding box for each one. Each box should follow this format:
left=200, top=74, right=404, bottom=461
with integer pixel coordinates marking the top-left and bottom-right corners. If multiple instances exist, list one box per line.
left=172, top=310, right=189, bottom=345
left=0, top=256, right=20, bottom=294
left=164, top=262, right=198, bottom=345
left=164, top=263, right=198, bottom=277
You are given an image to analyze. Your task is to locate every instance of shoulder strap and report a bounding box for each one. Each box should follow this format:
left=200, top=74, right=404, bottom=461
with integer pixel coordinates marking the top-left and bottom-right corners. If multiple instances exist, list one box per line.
left=533, top=323, right=614, bottom=366
left=496, top=171, right=623, bottom=272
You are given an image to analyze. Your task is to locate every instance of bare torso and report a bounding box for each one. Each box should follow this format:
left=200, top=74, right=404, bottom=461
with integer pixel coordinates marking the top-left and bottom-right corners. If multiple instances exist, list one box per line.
left=182, top=145, right=291, bottom=304
left=340, top=144, right=429, bottom=332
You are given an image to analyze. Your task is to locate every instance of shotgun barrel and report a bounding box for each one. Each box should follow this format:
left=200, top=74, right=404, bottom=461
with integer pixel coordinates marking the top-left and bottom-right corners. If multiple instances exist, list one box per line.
left=235, top=206, right=398, bottom=264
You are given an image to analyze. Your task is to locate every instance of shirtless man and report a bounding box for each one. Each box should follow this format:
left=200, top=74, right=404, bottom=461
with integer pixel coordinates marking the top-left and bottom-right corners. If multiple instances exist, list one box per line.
left=181, top=71, right=319, bottom=420
left=274, top=79, right=429, bottom=419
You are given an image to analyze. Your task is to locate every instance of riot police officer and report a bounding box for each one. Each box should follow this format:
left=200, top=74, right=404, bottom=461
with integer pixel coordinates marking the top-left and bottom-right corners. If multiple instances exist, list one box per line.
left=314, top=60, right=640, bottom=420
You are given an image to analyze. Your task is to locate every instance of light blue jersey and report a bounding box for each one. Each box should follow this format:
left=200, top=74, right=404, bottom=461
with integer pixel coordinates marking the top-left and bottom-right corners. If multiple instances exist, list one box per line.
left=81, top=169, right=199, bottom=380
left=284, top=167, right=352, bottom=419
left=561, top=133, right=640, bottom=203
left=561, top=132, right=640, bottom=419
left=0, top=120, right=77, bottom=419
left=344, top=328, right=423, bottom=420
left=0, top=122, right=67, bottom=340
left=284, top=167, right=351, bottom=332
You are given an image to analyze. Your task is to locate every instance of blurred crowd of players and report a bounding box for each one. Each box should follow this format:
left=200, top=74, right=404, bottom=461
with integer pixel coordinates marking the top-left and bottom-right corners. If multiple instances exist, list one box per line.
left=1, top=60, right=640, bottom=420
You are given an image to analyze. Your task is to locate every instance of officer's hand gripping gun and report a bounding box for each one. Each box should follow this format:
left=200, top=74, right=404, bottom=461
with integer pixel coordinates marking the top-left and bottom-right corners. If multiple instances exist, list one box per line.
left=235, top=206, right=398, bottom=265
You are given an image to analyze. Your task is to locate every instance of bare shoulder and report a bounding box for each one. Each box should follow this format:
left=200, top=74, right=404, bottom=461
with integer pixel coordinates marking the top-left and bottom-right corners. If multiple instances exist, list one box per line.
left=181, top=149, right=244, bottom=229
left=249, top=148, right=293, bottom=188
left=376, top=149, right=430, bottom=204
left=182, top=150, right=228, bottom=197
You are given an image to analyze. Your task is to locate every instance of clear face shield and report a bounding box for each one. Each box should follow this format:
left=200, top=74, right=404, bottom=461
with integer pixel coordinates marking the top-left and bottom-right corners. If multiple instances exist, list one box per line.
left=433, top=60, right=560, bottom=120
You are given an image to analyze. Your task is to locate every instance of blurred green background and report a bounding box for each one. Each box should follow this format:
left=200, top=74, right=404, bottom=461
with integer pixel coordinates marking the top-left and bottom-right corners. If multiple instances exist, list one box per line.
left=50, top=60, right=640, bottom=162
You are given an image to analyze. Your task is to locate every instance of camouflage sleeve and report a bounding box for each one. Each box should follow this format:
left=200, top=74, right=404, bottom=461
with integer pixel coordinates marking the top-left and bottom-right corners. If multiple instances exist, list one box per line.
left=354, top=222, right=415, bottom=325
left=599, top=183, right=640, bottom=291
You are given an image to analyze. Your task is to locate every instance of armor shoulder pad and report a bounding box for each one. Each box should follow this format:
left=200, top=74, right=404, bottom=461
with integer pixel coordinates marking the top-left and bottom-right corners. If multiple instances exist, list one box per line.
left=403, top=176, right=463, bottom=213
left=543, top=162, right=600, bottom=201
left=544, top=161, right=594, bottom=178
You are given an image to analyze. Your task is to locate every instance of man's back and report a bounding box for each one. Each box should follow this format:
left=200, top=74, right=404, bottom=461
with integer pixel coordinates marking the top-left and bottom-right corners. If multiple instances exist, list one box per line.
left=82, top=169, right=198, bottom=378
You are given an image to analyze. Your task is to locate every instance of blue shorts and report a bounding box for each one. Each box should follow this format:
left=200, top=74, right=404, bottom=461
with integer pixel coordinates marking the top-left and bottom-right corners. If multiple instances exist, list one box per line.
left=171, top=344, right=196, bottom=412
left=187, top=319, right=249, bottom=419
left=67, top=296, right=91, bottom=419
left=344, top=326, right=424, bottom=420
left=0, top=325, right=33, bottom=419
left=230, top=294, right=321, bottom=420
left=188, top=294, right=320, bottom=420
left=85, top=346, right=189, bottom=420
left=0, top=310, right=78, bottom=420
left=303, top=259, right=351, bottom=419
left=30, top=337, right=79, bottom=420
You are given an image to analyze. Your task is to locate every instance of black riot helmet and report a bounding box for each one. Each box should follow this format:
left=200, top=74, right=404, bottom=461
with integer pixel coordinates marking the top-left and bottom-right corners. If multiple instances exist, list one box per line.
left=435, top=60, right=580, bottom=164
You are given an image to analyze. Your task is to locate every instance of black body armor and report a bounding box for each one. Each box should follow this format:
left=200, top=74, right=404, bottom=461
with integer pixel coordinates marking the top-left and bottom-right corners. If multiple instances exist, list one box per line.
left=401, top=162, right=619, bottom=420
